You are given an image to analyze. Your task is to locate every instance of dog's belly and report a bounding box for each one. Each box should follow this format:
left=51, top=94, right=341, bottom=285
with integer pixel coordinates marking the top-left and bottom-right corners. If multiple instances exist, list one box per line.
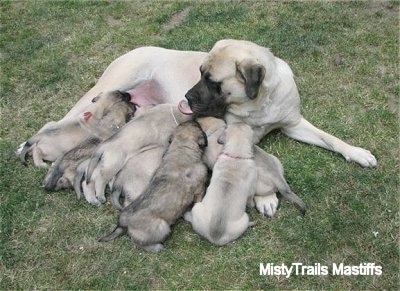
left=63, top=47, right=206, bottom=120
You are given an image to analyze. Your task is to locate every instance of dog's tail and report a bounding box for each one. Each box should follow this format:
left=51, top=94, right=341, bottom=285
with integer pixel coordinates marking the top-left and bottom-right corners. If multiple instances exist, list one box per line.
left=85, top=152, right=102, bottom=183
left=99, top=225, right=126, bottom=242
left=278, top=184, right=306, bottom=215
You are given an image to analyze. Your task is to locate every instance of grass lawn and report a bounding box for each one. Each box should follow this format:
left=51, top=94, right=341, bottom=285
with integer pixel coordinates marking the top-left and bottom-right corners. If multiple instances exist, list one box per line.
left=1, top=0, right=398, bottom=289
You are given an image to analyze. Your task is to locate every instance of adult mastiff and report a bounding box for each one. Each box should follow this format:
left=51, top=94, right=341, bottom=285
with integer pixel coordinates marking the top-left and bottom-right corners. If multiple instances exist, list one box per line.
left=23, top=39, right=377, bottom=168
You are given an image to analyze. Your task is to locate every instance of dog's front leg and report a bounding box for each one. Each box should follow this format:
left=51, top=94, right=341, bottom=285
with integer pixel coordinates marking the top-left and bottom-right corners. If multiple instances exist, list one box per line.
left=282, top=117, right=377, bottom=168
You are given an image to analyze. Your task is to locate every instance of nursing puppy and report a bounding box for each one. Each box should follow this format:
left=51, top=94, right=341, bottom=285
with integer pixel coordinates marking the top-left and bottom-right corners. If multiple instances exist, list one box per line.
left=41, top=92, right=135, bottom=190
left=110, top=146, right=165, bottom=209
left=43, top=137, right=101, bottom=191
left=100, top=121, right=208, bottom=252
left=82, top=104, right=192, bottom=206
left=18, top=91, right=134, bottom=167
left=196, top=117, right=306, bottom=218
left=184, top=122, right=257, bottom=246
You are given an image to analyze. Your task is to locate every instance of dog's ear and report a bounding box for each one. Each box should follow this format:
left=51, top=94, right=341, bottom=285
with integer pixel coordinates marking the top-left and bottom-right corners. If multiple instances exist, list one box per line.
left=236, top=61, right=266, bottom=100
left=217, top=132, right=226, bottom=145
left=197, top=131, right=208, bottom=148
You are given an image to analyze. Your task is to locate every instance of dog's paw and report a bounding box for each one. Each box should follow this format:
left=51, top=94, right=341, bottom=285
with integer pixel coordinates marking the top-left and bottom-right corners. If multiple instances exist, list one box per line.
left=96, top=194, right=107, bottom=204
left=15, top=142, right=27, bottom=155
left=254, top=194, right=279, bottom=218
left=344, top=146, right=377, bottom=168
left=142, top=243, right=165, bottom=253
left=183, top=211, right=192, bottom=222
left=82, top=183, right=101, bottom=206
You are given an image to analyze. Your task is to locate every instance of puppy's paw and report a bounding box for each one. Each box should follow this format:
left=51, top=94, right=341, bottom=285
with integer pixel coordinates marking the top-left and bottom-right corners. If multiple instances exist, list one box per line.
left=142, top=243, right=164, bottom=253
left=82, top=182, right=101, bottom=206
left=96, top=194, right=107, bottom=204
left=344, top=146, right=377, bottom=168
left=183, top=211, right=192, bottom=222
left=254, top=194, right=279, bottom=218
left=35, top=161, right=49, bottom=168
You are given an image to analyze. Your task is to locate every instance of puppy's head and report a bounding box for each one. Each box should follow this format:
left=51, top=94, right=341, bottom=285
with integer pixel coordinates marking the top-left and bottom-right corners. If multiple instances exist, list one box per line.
left=82, top=90, right=136, bottom=123
left=171, top=121, right=208, bottom=150
left=185, top=40, right=268, bottom=118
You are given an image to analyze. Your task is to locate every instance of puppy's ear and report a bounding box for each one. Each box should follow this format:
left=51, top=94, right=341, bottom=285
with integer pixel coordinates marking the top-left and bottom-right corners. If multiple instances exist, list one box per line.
left=198, top=131, right=208, bottom=148
left=217, top=132, right=226, bottom=145
left=236, top=61, right=266, bottom=100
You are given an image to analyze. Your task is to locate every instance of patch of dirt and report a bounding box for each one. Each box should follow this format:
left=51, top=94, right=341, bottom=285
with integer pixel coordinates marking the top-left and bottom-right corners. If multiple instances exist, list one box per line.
left=106, top=15, right=123, bottom=26
left=161, top=7, right=191, bottom=32
left=369, top=0, right=399, bottom=16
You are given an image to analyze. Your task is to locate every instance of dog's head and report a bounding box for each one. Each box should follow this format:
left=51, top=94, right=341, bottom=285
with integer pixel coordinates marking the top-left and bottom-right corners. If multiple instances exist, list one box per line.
left=185, top=40, right=269, bottom=118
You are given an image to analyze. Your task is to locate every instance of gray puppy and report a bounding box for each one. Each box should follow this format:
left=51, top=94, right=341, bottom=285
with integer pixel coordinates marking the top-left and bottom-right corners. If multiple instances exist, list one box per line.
left=196, top=116, right=306, bottom=218
left=100, top=121, right=208, bottom=252
left=82, top=104, right=192, bottom=206
left=19, top=91, right=134, bottom=167
left=185, top=122, right=257, bottom=246
left=109, top=146, right=165, bottom=209
left=42, top=91, right=135, bottom=191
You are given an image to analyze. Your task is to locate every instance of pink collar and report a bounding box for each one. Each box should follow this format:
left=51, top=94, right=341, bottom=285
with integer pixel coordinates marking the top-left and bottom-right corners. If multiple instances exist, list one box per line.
left=218, top=152, right=253, bottom=160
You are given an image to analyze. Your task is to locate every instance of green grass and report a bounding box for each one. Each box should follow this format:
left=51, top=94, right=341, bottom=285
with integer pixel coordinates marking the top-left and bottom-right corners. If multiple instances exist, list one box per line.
left=1, top=0, right=398, bottom=289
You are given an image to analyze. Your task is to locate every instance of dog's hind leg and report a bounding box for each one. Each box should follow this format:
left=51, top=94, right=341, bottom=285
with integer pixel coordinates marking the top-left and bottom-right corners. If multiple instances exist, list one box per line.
left=130, top=218, right=170, bottom=252
left=141, top=243, right=165, bottom=253
left=32, top=146, right=48, bottom=168
left=94, top=174, right=108, bottom=204
left=74, top=160, right=89, bottom=199
left=82, top=181, right=101, bottom=206
left=110, top=187, right=123, bottom=210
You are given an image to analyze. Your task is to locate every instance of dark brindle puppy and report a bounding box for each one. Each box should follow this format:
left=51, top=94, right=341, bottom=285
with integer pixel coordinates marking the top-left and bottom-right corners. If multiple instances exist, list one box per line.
left=100, top=121, right=208, bottom=252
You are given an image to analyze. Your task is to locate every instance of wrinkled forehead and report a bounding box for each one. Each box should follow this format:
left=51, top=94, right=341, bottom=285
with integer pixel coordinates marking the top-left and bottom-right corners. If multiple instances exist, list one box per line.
left=202, top=45, right=253, bottom=81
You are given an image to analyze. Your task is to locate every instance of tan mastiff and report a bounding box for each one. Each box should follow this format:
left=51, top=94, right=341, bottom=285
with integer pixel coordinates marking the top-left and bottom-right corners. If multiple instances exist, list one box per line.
left=19, top=39, right=377, bottom=214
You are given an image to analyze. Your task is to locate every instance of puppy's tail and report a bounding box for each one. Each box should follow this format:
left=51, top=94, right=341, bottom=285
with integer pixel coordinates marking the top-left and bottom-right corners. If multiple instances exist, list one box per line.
left=279, top=184, right=306, bottom=215
left=99, top=226, right=126, bottom=242
left=85, top=152, right=102, bottom=183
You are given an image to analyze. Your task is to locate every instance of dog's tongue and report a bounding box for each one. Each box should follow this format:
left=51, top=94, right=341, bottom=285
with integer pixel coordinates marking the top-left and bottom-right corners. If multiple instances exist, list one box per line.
left=178, top=100, right=193, bottom=115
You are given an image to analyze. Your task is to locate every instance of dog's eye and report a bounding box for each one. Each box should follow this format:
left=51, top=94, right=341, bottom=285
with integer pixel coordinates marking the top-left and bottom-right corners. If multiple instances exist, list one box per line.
left=91, top=96, right=100, bottom=103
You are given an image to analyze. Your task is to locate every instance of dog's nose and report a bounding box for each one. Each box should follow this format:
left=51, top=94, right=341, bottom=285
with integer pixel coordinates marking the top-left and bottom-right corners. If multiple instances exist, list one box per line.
left=185, top=91, right=195, bottom=103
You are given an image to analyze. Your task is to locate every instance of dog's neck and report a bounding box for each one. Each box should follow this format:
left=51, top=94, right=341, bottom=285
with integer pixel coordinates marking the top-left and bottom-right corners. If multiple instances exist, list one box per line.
left=219, top=151, right=253, bottom=160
